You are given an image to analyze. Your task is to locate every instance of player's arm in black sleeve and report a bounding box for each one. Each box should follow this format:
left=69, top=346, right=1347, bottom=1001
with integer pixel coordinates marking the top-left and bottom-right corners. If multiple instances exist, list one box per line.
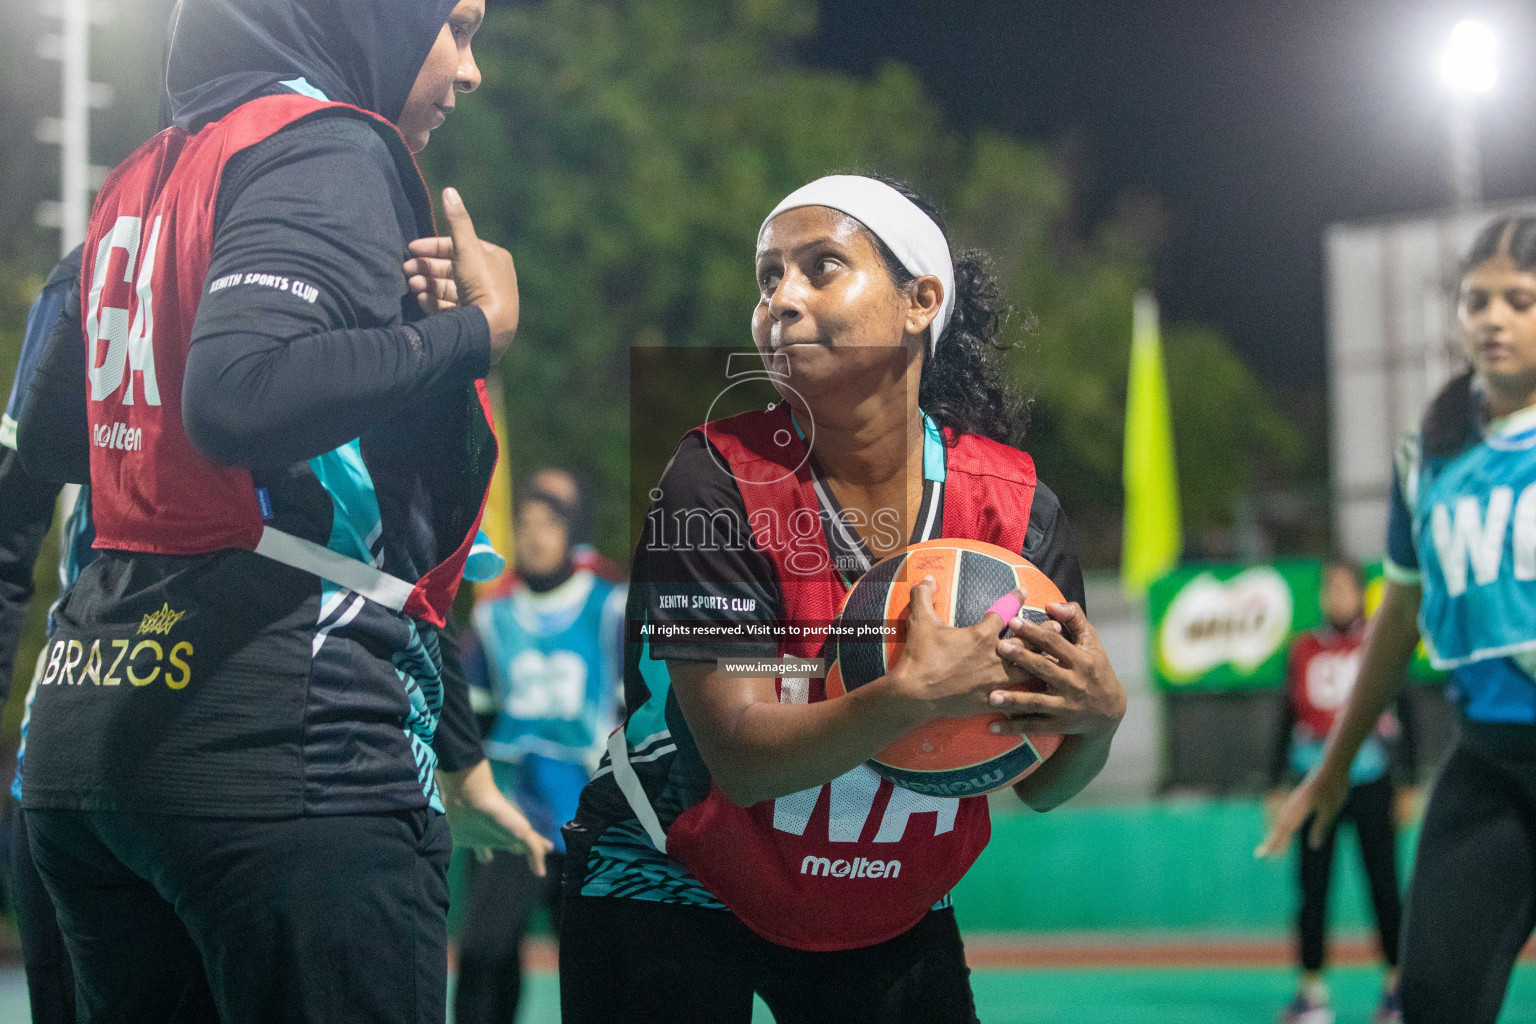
left=433, top=622, right=486, bottom=774
left=1021, top=481, right=1087, bottom=611
left=434, top=621, right=551, bottom=863
left=182, top=116, right=490, bottom=471
left=15, top=280, right=89, bottom=485
left=458, top=629, right=497, bottom=736
left=1384, top=455, right=1421, bottom=585
left=3, top=247, right=80, bottom=693
left=0, top=450, right=61, bottom=701
left=645, top=432, right=783, bottom=663
left=1013, top=478, right=1121, bottom=811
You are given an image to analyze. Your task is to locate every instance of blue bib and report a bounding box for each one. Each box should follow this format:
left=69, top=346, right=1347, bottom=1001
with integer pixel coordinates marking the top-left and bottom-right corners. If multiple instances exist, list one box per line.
left=1289, top=735, right=1387, bottom=786
left=474, top=571, right=623, bottom=768
left=1413, top=416, right=1536, bottom=673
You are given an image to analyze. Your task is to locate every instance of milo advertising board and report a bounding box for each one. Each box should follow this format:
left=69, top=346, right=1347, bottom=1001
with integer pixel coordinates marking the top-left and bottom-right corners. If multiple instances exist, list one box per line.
left=1151, top=562, right=1317, bottom=692
left=1150, top=560, right=1441, bottom=692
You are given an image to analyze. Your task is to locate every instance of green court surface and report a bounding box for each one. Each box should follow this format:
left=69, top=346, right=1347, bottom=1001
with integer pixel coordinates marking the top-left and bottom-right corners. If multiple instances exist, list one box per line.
left=555, top=965, right=1536, bottom=1023
left=964, top=966, right=1536, bottom=1023
left=465, top=965, right=1536, bottom=1024
left=2, top=965, right=1533, bottom=1021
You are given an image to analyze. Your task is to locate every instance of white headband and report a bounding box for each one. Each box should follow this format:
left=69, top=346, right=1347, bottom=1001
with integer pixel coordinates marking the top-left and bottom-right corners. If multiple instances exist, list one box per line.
left=760, top=175, right=954, bottom=354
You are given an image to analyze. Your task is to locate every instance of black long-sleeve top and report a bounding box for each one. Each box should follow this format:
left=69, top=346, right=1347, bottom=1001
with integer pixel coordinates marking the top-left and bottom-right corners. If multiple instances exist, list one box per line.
left=20, top=117, right=489, bottom=479
left=16, top=110, right=491, bottom=811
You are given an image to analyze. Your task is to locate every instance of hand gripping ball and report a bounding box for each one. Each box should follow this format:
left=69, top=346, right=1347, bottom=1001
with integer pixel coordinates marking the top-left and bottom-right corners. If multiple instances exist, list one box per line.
left=824, top=539, right=1066, bottom=797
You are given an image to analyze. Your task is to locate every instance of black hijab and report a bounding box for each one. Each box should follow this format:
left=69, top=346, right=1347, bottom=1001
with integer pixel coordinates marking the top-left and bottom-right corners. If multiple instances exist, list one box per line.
left=165, top=0, right=458, bottom=132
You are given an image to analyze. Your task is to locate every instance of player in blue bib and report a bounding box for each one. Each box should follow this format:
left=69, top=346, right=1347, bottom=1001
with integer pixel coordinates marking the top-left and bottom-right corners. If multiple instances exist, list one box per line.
left=1263, top=216, right=1536, bottom=1023
left=455, top=471, right=625, bottom=1024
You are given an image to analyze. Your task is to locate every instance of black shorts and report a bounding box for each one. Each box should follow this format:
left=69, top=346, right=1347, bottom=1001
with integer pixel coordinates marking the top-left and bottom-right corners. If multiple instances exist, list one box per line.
left=27, top=806, right=451, bottom=1024
left=559, top=890, right=979, bottom=1024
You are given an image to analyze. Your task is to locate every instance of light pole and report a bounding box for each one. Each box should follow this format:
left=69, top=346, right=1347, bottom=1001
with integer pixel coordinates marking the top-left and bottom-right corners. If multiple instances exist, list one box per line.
left=36, top=0, right=114, bottom=256
left=1438, top=19, right=1497, bottom=211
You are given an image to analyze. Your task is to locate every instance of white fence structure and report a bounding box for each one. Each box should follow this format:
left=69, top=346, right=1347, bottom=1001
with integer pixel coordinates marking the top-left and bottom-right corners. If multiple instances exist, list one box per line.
left=1327, top=199, right=1536, bottom=559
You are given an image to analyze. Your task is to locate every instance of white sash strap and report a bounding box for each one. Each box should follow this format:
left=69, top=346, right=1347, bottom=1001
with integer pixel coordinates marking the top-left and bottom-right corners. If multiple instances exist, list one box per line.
left=254, top=525, right=415, bottom=613
left=607, top=727, right=668, bottom=853
left=260, top=520, right=669, bottom=852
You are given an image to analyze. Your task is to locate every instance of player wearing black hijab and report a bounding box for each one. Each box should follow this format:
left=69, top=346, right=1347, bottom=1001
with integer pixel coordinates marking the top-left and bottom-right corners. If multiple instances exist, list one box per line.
left=13, top=2, right=548, bottom=1022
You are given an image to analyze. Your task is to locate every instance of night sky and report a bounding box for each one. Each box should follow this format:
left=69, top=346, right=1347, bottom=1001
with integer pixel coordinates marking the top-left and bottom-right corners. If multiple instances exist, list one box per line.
left=814, top=0, right=1536, bottom=394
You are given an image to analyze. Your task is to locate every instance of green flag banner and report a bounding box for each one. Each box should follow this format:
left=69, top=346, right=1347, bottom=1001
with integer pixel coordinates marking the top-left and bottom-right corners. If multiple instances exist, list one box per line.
left=1121, top=290, right=1182, bottom=597
left=1149, top=560, right=1443, bottom=692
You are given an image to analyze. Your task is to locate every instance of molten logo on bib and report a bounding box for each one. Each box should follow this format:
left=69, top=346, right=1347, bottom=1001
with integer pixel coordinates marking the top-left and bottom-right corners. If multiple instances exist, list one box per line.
left=93, top=422, right=143, bottom=452
left=1158, top=566, right=1293, bottom=682
left=800, top=856, right=902, bottom=879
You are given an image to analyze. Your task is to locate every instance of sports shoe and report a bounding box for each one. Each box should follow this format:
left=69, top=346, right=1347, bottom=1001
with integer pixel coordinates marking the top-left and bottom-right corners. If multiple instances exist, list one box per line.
left=1373, top=983, right=1402, bottom=1023
left=1278, top=989, right=1335, bottom=1024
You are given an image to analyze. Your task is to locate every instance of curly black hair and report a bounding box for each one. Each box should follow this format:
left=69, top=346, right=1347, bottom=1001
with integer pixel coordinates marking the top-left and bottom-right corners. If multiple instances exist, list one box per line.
left=854, top=176, right=1028, bottom=448
left=1423, top=216, right=1536, bottom=457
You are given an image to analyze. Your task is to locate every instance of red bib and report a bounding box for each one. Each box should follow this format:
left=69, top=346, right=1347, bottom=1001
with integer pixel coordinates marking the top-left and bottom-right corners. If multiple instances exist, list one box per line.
left=663, top=403, right=1037, bottom=950
left=79, top=94, right=492, bottom=627
left=1287, top=627, right=1367, bottom=743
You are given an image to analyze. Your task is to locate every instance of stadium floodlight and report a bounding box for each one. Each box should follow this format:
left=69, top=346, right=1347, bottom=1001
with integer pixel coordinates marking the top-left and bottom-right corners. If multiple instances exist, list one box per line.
left=1439, top=19, right=1496, bottom=209
left=1439, top=19, right=1498, bottom=95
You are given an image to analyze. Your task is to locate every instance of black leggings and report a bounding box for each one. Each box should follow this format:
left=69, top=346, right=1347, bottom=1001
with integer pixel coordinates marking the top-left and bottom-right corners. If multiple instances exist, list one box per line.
left=559, top=893, right=978, bottom=1024
left=1400, top=741, right=1536, bottom=1023
left=1297, top=775, right=1402, bottom=971
left=9, top=806, right=76, bottom=1024
left=453, top=851, right=564, bottom=1024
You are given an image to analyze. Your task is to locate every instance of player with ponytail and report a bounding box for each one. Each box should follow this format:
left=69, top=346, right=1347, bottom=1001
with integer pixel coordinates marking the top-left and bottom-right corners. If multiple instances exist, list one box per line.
left=1263, top=216, right=1536, bottom=1024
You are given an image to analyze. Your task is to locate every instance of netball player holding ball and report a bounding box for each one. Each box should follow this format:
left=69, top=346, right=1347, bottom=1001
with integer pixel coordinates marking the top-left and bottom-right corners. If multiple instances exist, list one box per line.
left=559, top=176, right=1125, bottom=1022
left=1263, top=217, right=1536, bottom=1024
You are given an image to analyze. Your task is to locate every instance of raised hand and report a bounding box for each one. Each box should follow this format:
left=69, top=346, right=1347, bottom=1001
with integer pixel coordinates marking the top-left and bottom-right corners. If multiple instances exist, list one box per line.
left=404, top=250, right=457, bottom=313
left=404, top=187, right=520, bottom=361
